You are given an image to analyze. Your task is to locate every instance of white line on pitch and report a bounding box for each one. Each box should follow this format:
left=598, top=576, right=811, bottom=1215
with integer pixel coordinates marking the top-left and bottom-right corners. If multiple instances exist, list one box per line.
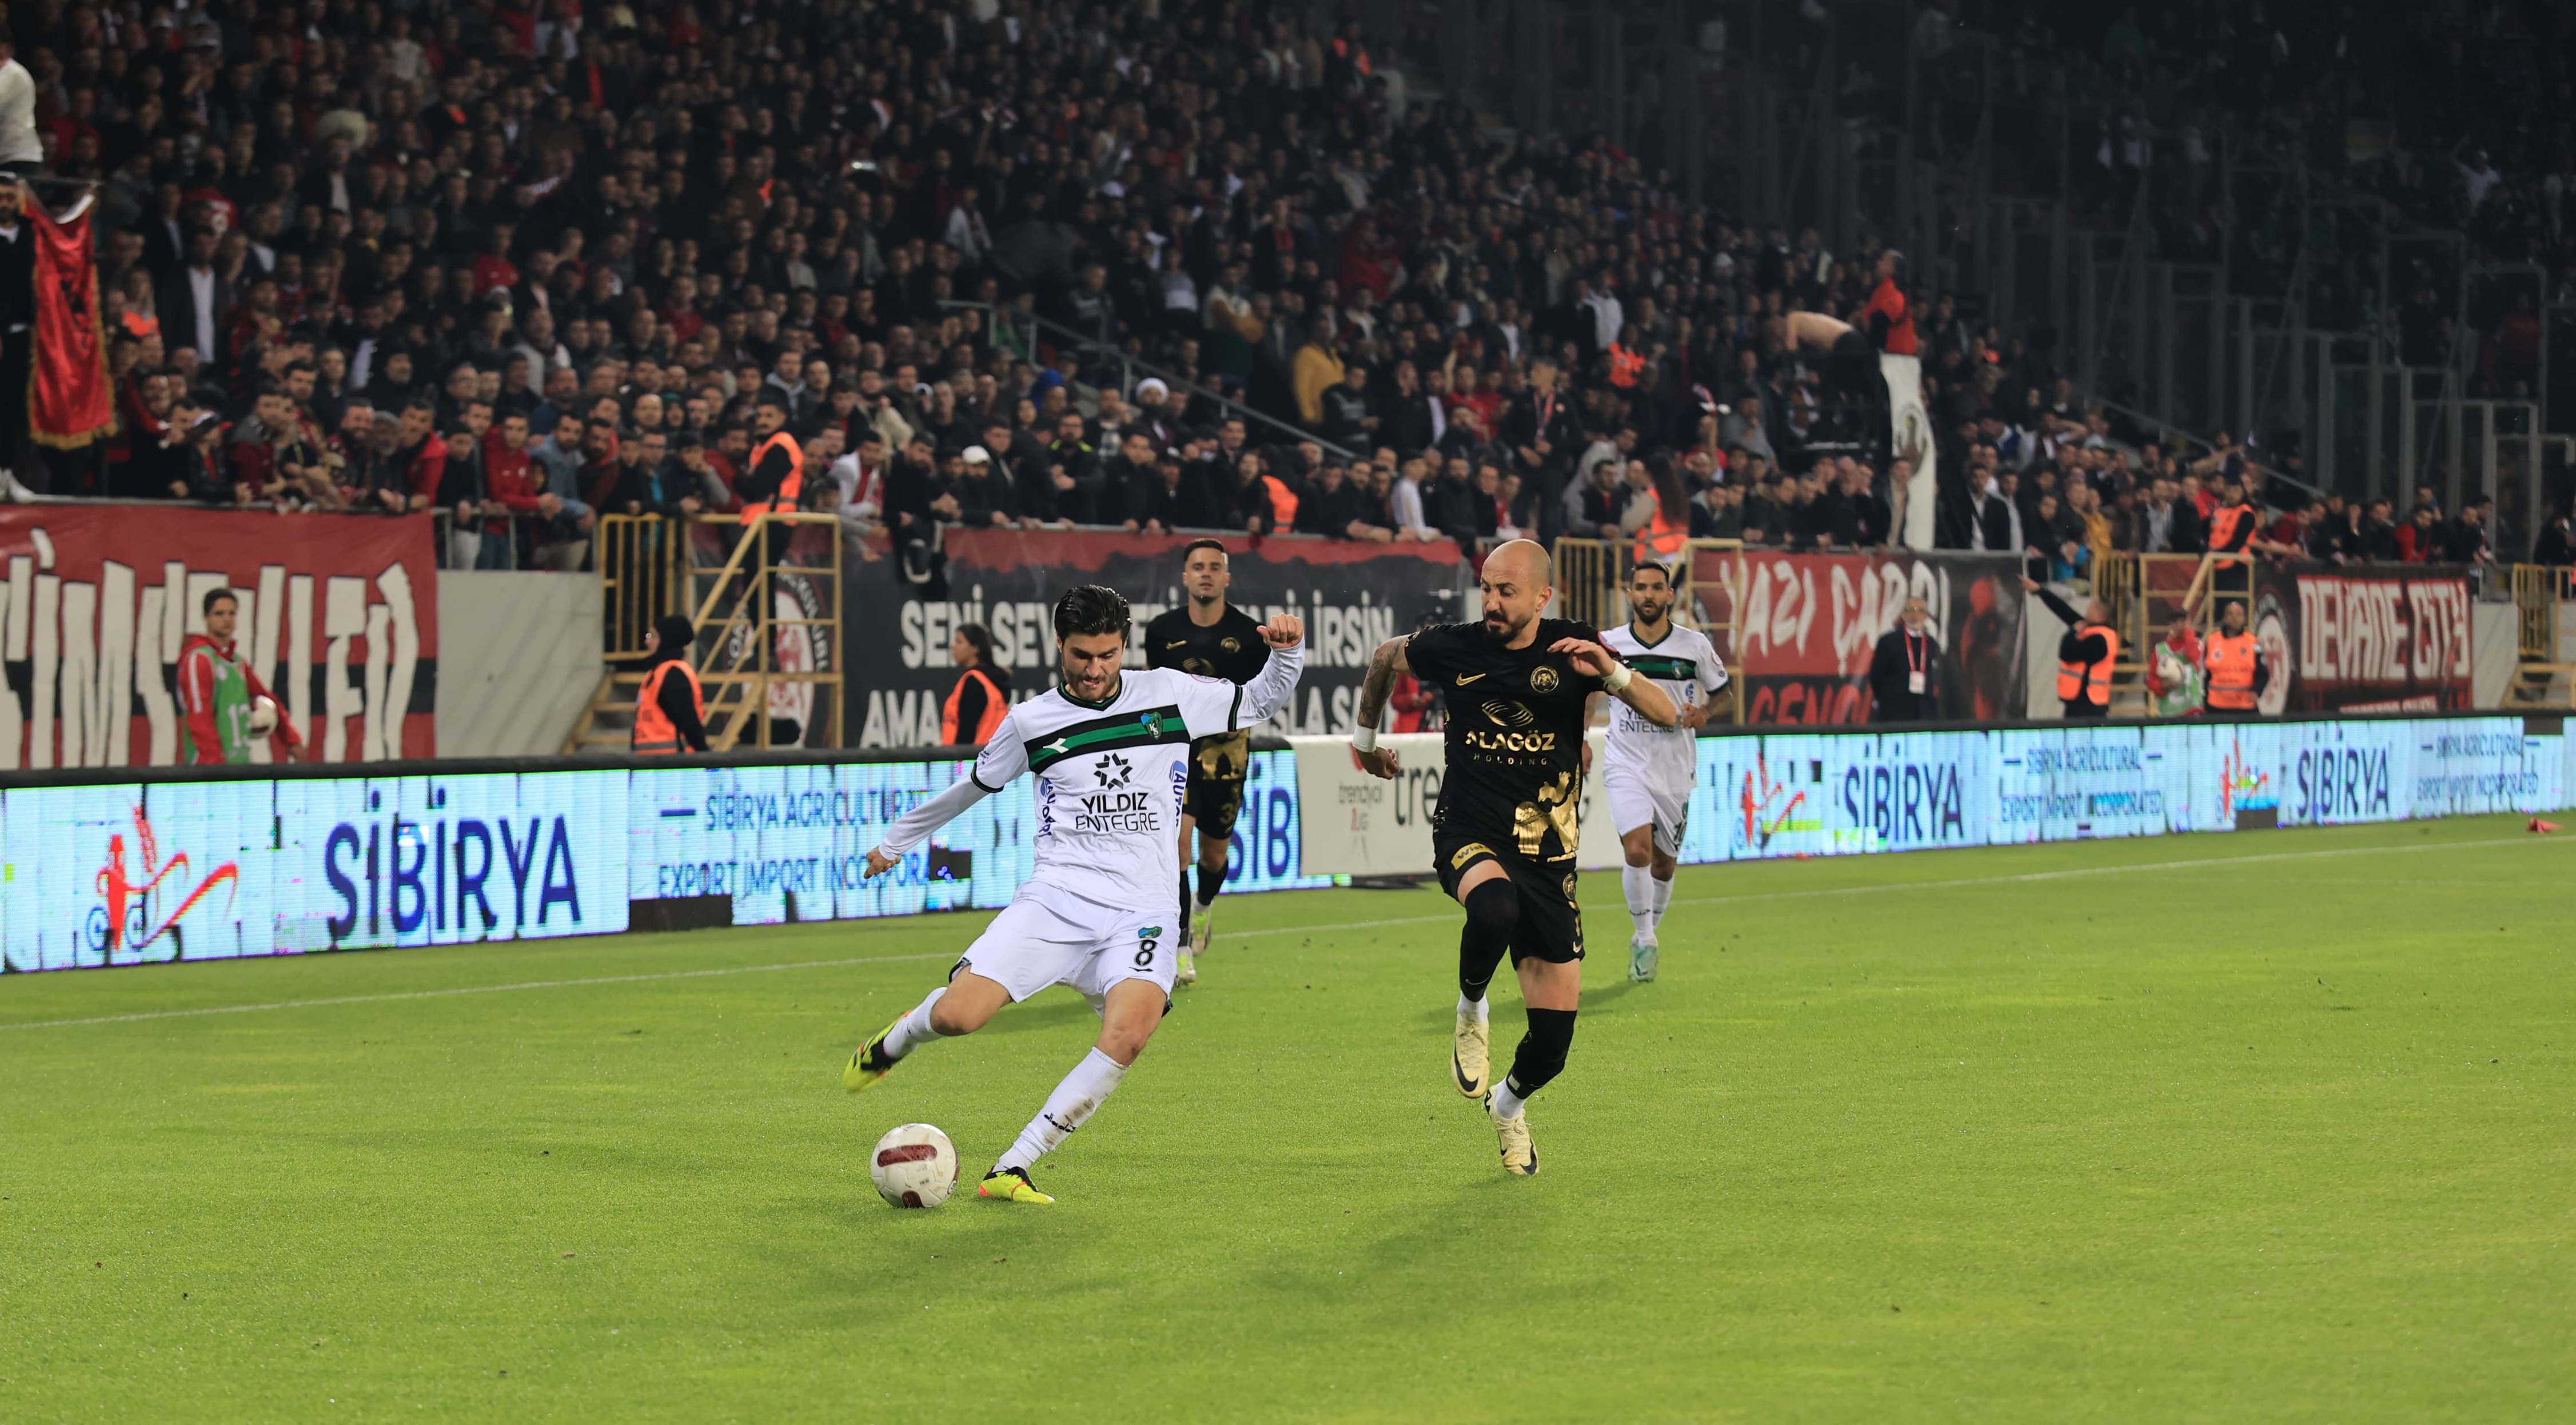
left=0, top=950, right=960, bottom=1033
left=0, top=831, right=2556, bottom=1034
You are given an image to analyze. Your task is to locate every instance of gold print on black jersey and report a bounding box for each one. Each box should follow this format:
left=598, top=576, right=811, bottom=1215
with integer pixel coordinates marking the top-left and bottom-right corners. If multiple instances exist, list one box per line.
left=1512, top=771, right=1581, bottom=858
left=1481, top=700, right=1536, bottom=729
left=1529, top=665, right=1561, bottom=694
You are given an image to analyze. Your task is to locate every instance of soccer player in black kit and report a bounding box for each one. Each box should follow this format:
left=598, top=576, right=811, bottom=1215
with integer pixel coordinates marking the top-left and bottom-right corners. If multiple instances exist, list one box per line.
left=1143, top=538, right=1271, bottom=985
left=1350, top=540, right=1678, bottom=1174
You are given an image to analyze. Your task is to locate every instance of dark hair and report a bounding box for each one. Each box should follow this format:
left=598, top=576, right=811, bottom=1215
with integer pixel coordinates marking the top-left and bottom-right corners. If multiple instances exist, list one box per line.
left=1180, top=537, right=1229, bottom=564
left=1052, top=584, right=1131, bottom=642
left=202, top=588, right=237, bottom=616
left=954, top=621, right=998, bottom=669
left=1629, top=558, right=1674, bottom=589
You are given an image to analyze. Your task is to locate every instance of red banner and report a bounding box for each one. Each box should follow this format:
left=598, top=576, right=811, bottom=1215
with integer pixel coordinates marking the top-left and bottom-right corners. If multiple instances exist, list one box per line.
left=2265, top=566, right=2472, bottom=713
left=1693, top=549, right=2027, bottom=724
left=0, top=506, right=438, bottom=767
left=28, top=204, right=114, bottom=449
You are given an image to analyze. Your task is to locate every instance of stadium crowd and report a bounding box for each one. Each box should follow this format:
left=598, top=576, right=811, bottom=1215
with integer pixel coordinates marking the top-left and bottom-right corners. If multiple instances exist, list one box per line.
left=11, top=0, right=2566, bottom=581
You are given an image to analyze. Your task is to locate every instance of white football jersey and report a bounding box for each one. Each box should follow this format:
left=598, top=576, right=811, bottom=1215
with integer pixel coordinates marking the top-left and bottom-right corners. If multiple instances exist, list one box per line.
left=966, top=664, right=1283, bottom=913
left=1598, top=621, right=1728, bottom=785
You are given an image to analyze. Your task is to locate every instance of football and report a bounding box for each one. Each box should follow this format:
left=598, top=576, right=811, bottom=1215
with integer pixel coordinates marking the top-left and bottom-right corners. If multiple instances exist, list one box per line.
left=246, top=696, right=280, bottom=737
left=870, top=1123, right=958, bottom=1208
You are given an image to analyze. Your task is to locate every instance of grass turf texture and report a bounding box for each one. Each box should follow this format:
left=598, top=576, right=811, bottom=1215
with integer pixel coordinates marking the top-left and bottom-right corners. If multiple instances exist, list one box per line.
left=2, top=814, right=2570, bottom=1422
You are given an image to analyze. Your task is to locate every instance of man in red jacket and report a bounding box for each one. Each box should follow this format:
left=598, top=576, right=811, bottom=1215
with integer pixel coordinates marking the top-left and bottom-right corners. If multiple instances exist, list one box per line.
left=178, top=589, right=305, bottom=764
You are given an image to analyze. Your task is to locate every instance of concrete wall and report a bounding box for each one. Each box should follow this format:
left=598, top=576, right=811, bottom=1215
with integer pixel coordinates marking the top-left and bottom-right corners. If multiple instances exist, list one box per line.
left=435, top=573, right=603, bottom=756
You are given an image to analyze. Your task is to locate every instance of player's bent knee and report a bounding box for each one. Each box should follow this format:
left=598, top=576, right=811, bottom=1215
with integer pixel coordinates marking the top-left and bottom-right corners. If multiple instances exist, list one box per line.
left=1461, top=876, right=1518, bottom=937
left=1618, top=828, right=1654, bottom=865
left=930, top=972, right=1011, bottom=1035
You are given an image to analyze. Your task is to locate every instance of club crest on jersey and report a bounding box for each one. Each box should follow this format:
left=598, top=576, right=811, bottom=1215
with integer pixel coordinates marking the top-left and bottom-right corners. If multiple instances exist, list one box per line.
left=1529, top=666, right=1561, bottom=693
left=1095, top=753, right=1134, bottom=789
left=1220, top=636, right=1242, bottom=653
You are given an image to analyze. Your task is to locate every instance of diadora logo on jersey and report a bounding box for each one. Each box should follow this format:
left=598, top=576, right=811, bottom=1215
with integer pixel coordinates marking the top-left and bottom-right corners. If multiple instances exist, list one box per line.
left=1482, top=700, right=1536, bottom=729
left=1529, top=666, right=1561, bottom=693
left=1096, top=753, right=1133, bottom=789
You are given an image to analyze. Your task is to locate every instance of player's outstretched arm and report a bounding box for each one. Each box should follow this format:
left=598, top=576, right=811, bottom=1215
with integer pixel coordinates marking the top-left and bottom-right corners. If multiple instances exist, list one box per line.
left=864, top=775, right=996, bottom=877
left=1350, top=635, right=1410, bottom=778
left=1235, top=613, right=1307, bottom=727
left=1552, top=636, right=1679, bottom=727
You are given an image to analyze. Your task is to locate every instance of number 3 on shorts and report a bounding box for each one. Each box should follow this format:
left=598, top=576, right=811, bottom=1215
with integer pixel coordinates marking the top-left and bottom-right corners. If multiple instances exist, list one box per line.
left=1134, top=925, right=1163, bottom=968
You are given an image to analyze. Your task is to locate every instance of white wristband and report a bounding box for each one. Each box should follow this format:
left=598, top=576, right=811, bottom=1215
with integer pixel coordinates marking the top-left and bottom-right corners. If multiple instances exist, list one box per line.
left=1601, top=662, right=1634, bottom=695
left=1351, top=725, right=1378, bottom=753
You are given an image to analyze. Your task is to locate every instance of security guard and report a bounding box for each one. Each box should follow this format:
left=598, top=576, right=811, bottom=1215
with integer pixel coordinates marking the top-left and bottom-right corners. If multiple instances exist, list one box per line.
left=939, top=621, right=1011, bottom=745
left=2202, top=598, right=2266, bottom=714
left=633, top=614, right=709, bottom=754
left=738, top=391, right=804, bottom=519
left=2026, top=576, right=2119, bottom=719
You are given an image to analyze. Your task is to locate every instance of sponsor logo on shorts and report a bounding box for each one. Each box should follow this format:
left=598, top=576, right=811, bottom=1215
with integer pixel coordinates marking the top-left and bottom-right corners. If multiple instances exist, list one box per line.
left=1450, top=841, right=1494, bottom=870
left=1561, top=873, right=1579, bottom=905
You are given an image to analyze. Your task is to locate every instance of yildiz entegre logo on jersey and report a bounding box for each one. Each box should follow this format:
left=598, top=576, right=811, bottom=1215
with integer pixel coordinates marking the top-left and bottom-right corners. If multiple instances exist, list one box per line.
left=1073, top=752, right=1159, bottom=835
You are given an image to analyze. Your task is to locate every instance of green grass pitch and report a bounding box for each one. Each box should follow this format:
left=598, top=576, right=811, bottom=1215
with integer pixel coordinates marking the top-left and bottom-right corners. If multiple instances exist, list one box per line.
left=2, top=813, right=2570, bottom=1422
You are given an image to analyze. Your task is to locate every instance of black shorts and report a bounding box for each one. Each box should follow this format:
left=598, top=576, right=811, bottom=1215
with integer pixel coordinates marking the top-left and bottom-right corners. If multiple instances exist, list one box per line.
left=1431, top=829, right=1585, bottom=965
left=1182, top=731, right=1251, bottom=839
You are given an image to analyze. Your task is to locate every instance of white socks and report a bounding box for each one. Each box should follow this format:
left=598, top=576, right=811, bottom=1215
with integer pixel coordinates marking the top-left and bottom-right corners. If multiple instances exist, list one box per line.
left=1457, top=992, right=1488, bottom=1021
left=1652, top=873, right=1674, bottom=919
left=880, top=987, right=948, bottom=1060
left=1490, top=1076, right=1528, bottom=1121
left=1622, top=862, right=1658, bottom=941
left=995, top=1048, right=1130, bottom=1174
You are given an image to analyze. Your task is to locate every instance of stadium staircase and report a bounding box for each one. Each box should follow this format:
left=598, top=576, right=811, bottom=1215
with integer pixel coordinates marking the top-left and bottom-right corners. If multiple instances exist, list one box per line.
left=563, top=512, right=846, bottom=753
left=2503, top=565, right=2576, bottom=709
left=2096, top=552, right=2253, bottom=717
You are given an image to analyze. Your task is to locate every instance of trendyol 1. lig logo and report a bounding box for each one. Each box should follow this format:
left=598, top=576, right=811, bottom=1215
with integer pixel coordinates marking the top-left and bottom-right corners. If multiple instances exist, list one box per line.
left=87, top=805, right=240, bottom=960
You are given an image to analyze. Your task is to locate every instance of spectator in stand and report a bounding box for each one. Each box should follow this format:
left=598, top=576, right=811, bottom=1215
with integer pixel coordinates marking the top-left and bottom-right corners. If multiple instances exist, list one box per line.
left=2535, top=506, right=2576, bottom=566
left=2446, top=497, right=2497, bottom=565
left=2396, top=505, right=2445, bottom=563
left=1868, top=597, right=1941, bottom=722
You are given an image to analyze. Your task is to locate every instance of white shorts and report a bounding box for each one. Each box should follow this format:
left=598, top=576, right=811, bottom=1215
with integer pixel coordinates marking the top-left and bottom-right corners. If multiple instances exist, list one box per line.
left=954, top=893, right=1178, bottom=1012
left=1604, top=768, right=1689, bottom=857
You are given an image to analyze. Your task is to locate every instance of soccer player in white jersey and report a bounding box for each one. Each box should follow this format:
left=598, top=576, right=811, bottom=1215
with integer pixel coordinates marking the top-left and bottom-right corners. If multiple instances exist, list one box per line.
left=843, top=585, right=1306, bottom=1204
left=1596, top=560, right=1727, bottom=983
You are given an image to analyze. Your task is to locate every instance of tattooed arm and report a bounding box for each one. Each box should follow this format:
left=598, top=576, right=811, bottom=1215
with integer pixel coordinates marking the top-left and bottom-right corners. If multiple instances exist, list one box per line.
left=1351, top=634, right=1412, bottom=779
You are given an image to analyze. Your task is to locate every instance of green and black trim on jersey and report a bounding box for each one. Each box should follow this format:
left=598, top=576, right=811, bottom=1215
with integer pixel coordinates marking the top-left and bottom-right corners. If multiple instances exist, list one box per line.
left=1621, top=652, right=1699, bottom=682
left=1023, top=702, right=1205, bottom=775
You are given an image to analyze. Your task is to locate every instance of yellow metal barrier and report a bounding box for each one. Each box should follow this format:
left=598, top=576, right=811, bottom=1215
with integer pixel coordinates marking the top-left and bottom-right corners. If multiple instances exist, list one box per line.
left=567, top=512, right=847, bottom=752
left=2505, top=564, right=2574, bottom=708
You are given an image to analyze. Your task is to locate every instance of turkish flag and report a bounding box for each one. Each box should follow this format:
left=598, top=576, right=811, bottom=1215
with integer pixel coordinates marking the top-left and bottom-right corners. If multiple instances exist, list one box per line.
left=29, top=202, right=114, bottom=449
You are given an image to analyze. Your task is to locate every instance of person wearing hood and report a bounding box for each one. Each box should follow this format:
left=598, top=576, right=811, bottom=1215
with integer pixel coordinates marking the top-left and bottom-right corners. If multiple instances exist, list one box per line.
left=633, top=614, right=709, bottom=754
left=179, top=588, right=306, bottom=764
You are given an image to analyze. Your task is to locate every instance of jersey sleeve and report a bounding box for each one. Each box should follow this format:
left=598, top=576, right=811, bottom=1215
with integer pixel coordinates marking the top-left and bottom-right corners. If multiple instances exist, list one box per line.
left=1143, top=614, right=1177, bottom=670
left=970, top=705, right=1030, bottom=792
left=1403, top=624, right=1461, bottom=681
left=1169, top=668, right=1250, bottom=739
left=1696, top=634, right=1730, bottom=692
left=1550, top=619, right=1609, bottom=693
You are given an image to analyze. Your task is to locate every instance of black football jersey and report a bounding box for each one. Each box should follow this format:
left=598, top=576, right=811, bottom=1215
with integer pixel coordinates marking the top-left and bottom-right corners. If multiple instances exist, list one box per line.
left=1404, top=617, right=1606, bottom=861
left=1145, top=605, right=1271, bottom=747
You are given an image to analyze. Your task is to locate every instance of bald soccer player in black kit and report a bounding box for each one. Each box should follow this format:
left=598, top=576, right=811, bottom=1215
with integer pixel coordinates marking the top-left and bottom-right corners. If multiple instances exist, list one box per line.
left=1349, top=539, right=1678, bottom=1175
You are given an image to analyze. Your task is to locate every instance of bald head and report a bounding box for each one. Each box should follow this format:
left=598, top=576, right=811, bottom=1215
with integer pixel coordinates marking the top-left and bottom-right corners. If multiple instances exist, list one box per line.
left=1486, top=538, right=1552, bottom=588
left=1477, top=538, right=1555, bottom=646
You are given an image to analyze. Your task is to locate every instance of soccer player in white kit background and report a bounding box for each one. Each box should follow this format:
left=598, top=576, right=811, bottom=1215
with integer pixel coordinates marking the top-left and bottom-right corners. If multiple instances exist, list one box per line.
left=844, top=585, right=1306, bottom=1203
left=1594, top=560, right=1728, bottom=983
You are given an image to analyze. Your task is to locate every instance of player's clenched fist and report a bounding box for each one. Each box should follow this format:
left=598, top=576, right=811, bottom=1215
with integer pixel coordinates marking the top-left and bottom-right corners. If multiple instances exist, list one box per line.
left=1262, top=613, right=1305, bottom=648
left=864, top=847, right=899, bottom=878
left=1352, top=744, right=1402, bottom=779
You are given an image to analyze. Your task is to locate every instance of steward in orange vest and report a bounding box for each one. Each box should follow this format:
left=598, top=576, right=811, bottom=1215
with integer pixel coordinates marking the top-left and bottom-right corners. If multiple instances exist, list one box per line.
left=2207, top=492, right=2256, bottom=558
left=738, top=391, right=805, bottom=519
left=940, top=623, right=1011, bottom=745
left=2030, top=580, right=2118, bottom=719
left=633, top=615, right=709, bottom=753
left=2201, top=600, right=2266, bottom=713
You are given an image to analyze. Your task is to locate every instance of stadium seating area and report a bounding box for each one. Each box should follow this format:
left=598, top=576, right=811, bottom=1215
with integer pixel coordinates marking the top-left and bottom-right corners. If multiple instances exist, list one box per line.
left=21, top=0, right=2573, bottom=582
